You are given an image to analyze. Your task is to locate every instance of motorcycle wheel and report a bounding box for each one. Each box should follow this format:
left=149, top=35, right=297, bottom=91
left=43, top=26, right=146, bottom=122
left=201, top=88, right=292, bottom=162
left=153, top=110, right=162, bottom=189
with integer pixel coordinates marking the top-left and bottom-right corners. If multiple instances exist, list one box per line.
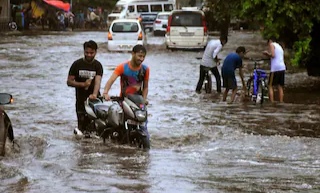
left=204, top=73, right=212, bottom=93
left=0, top=112, right=8, bottom=156
left=139, top=136, right=150, bottom=150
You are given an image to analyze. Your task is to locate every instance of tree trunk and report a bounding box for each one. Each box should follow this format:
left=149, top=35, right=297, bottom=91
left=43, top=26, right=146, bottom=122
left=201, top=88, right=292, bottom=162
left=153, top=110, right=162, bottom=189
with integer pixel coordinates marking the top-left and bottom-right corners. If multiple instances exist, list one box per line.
left=306, top=21, right=320, bottom=76
left=219, top=14, right=230, bottom=38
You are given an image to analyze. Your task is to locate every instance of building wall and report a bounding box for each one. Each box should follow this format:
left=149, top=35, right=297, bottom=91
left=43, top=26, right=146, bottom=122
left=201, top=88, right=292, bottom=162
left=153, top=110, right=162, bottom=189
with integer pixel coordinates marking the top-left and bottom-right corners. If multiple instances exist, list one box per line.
left=0, top=0, right=10, bottom=30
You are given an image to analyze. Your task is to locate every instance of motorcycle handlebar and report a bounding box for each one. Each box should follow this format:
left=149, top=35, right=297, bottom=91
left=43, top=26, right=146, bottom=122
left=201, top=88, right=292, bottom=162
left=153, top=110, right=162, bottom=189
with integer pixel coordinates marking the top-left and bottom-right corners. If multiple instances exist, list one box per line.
left=96, top=95, right=123, bottom=102
left=110, top=96, right=123, bottom=102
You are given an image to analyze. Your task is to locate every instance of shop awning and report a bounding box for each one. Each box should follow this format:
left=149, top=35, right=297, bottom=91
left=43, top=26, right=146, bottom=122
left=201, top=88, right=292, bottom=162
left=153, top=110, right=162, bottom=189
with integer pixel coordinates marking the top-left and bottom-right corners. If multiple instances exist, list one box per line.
left=43, top=0, right=70, bottom=12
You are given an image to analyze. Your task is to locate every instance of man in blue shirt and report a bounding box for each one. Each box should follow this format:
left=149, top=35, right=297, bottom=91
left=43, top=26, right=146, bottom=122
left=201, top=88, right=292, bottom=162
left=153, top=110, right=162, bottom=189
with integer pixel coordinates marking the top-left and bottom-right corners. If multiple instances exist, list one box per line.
left=221, top=46, right=247, bottom=103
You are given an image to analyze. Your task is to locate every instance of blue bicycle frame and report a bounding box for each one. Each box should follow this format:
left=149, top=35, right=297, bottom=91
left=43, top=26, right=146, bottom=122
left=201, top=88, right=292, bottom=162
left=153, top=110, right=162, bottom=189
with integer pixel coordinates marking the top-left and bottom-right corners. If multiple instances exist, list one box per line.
left=252, top=68, right=267, bottom=96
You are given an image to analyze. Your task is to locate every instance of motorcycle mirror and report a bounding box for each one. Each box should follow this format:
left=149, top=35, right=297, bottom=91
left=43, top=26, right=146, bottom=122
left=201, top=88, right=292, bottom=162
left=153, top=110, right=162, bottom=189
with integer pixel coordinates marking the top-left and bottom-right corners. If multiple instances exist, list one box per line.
left=0, top=93, right=13, bottom=105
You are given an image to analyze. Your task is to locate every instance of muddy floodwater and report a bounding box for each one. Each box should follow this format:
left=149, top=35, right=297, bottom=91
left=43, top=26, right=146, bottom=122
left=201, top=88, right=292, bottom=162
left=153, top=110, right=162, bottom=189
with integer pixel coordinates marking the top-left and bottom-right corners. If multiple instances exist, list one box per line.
left=0, top=31, right=319, bottom=193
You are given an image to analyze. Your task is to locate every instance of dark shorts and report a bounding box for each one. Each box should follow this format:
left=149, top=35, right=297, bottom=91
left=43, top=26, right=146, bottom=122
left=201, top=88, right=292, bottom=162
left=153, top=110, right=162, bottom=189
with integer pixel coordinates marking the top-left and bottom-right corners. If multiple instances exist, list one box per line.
left=222, top=73, right=237, bottom=89
left=269, top=70, right=285, bottom=86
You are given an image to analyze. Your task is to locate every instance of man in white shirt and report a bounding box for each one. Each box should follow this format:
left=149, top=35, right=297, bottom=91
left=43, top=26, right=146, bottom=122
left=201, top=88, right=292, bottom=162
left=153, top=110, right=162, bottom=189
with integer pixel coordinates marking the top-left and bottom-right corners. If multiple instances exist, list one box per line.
left=263, top=38, right=286, bottom=103
left=196, top=36, right=228, bottom=94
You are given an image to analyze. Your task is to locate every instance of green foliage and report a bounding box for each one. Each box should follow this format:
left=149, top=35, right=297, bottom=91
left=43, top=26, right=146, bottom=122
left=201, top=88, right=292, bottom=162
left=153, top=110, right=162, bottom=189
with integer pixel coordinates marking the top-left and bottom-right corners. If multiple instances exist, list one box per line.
left=203, top=0, right=320, bottom=68
left=291, top=38, right=311, bottom=67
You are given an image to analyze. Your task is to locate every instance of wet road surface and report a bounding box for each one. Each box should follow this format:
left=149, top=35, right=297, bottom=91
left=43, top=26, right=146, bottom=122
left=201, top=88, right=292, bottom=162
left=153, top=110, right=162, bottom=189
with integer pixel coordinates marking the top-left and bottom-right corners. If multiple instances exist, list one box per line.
left=0, top=31, right=319, bottom=193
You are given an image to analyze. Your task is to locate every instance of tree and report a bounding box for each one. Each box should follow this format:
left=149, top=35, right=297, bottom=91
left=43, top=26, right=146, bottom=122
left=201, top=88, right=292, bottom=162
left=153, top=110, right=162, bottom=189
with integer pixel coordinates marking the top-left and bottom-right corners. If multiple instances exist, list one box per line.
left=204, top=0, right=320, bottom=73
left=240, top=0, right=320, bottom=71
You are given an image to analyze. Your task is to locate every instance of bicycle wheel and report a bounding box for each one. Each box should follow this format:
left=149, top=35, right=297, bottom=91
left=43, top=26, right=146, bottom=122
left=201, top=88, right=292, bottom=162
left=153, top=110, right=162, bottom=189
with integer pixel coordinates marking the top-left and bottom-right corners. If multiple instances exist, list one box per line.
left=204, top=73, right=212, bottom=93
left=256, top=80, right=265, bottom=104
left=246, top=78, right=254, bottom=99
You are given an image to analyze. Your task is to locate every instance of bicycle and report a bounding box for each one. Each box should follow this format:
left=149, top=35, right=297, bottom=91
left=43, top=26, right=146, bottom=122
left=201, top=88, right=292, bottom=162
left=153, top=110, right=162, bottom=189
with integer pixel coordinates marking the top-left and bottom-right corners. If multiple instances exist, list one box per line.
left=195, top=57, right=221, bottom=94
left=246, top=58, right=269, bottom=104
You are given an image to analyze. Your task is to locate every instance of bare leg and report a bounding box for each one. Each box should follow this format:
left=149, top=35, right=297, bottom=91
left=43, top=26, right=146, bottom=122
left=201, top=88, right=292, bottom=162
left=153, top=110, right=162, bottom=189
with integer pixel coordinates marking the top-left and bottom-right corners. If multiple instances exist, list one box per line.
left=268, top=85, right=274, bottom=103
left=230, top=88, right=238, bottom=103
left=278, top=85, right=284, bottom=103
left=223, top=89, right=229, bottom=101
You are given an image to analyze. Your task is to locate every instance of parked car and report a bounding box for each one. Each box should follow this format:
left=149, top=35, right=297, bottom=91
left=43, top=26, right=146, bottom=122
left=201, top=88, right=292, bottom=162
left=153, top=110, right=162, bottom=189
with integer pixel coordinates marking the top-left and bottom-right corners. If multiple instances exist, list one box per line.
left=139, top=13, right=158, bottom=32
left=153, top=12, right=170, bottom=36
left=165, top=7, right=208, bottom=50
left=107, top=19, right=147, bottom=52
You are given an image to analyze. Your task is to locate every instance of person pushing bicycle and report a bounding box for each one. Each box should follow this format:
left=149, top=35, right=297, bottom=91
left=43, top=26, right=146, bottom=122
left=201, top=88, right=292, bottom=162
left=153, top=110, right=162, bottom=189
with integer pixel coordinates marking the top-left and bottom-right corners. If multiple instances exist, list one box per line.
left=221, top=46, right=247, bottom=103
left=195, top=35, right=228, bottom=94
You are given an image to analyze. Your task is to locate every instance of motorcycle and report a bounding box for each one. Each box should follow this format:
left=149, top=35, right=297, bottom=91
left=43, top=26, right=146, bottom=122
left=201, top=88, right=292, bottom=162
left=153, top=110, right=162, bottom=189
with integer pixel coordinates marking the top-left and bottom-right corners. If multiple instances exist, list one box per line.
left=76, top=94, right=150, bottom=149
left=0, top=93, right=15, bottom=156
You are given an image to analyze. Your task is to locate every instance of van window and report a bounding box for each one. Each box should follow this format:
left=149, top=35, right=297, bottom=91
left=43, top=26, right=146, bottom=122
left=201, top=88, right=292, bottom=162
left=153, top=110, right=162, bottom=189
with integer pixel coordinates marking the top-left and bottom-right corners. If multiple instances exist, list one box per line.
left=151, top=4, right=162, bottom=12
left=128, top=5, right=135, bottom=13
left=137, top=5, right=149, bottom=13
left=171, top=12, right=203, bottom=26
left=113, top=5, right=125, bottom=13
left=164, top=4, right=173, bottom=11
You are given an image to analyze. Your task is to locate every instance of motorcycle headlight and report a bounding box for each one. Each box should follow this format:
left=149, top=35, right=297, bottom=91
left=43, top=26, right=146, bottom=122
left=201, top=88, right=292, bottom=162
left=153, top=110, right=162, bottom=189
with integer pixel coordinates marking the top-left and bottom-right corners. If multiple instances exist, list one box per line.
left=135, top=110, right=147, bottom=122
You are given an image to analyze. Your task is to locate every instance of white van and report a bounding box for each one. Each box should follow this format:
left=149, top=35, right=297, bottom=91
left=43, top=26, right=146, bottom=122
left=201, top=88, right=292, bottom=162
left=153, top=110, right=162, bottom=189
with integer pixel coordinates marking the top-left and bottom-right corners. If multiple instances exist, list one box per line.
left=107, top=0, right=175, bottom=27
left=165, top=7, right=208, bottom=50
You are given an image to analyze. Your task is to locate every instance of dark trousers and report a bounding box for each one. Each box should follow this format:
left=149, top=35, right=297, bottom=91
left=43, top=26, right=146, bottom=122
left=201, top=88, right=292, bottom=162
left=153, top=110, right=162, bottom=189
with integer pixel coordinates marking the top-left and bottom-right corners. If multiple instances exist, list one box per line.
left=76, top=100, right=90, bottom=132
left=196, top=65, right=221, bottom=93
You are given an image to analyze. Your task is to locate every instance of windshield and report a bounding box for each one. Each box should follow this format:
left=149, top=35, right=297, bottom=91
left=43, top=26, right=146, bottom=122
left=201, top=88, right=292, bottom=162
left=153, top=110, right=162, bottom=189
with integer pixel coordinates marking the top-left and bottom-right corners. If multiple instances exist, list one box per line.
left=112, top=5, right=125, bottom=14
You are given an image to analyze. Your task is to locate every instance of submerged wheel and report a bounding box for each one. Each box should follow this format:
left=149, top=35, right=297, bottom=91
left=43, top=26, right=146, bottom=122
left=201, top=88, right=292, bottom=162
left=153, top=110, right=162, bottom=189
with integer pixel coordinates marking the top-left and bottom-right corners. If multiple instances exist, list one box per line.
left=204, top=73, right=212, bottom=93
left=139, top=136, right=150, bottom=150
left=246, top=78, right=254, bottom=100
left=256, top=80, right=265, bottom=104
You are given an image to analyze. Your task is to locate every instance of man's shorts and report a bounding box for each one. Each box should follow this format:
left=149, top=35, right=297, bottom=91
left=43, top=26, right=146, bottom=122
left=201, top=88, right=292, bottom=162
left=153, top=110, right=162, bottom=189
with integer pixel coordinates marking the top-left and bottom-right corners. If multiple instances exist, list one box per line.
left=222, top=74, right=237, bottom=89
left=269, top=70, right=285, bottom=86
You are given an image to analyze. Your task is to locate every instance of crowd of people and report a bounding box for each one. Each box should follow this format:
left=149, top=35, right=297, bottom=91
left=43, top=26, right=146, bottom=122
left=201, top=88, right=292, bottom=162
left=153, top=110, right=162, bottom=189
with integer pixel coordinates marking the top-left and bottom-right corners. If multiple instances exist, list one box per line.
left=66, top=37, right=286, bottom=136
left=196, top=36, right=286, bottom=104
left=10, top=4, right=108, bottom=31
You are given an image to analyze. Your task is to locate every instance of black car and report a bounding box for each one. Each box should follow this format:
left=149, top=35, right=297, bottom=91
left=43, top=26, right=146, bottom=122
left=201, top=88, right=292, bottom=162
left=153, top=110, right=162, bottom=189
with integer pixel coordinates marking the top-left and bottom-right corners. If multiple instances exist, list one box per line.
left=139, top=13, right=158, bottom=32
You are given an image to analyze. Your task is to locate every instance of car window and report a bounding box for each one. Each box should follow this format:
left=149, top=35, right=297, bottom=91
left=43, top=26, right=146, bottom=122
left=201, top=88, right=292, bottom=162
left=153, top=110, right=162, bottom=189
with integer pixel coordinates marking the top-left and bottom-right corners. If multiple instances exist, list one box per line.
left=128, top=5, right=135, bottom=13
left=151, top=4, right=162, bottom=12
left=141, top=14, right=157, bottom=21
left=112, top=5, right=125, bottom=13
left=164, top=4, right=173, bottom=11
left=112, top=22, right=139, bottom=32
left=158, top=15, right=169, bottom=20
left=171, top=12, right=203, bottom=27
left=137, top=5, right=149, bottom=13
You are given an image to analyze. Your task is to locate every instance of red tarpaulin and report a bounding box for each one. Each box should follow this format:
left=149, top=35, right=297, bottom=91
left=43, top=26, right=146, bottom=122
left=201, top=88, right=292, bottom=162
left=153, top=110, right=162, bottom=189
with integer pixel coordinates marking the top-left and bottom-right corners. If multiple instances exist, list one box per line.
left=44, top=0, right=70, bottom=12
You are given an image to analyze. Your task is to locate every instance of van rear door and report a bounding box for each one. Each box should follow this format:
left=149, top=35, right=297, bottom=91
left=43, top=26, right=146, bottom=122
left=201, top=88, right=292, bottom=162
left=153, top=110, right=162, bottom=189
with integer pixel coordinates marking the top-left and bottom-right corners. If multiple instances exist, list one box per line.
left=168, top=11, right=206, bottom=47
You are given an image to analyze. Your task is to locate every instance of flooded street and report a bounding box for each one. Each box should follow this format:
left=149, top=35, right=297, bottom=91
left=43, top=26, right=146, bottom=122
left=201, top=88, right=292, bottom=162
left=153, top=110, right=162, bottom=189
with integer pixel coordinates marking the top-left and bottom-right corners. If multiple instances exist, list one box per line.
left=0, top=31, right=319, bottom=193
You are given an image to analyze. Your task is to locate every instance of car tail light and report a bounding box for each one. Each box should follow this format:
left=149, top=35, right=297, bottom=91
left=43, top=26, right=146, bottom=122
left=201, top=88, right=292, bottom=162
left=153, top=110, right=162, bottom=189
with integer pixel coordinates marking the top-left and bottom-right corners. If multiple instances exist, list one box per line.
left=138, top=32, right=143, bottom=40
left=166, top=15, right=172, bottom=35
left=202, top=16, right=208, bottom=36
left=155, top=20, right=161, bottom=24
left=108, top=32, right=112, bottom=40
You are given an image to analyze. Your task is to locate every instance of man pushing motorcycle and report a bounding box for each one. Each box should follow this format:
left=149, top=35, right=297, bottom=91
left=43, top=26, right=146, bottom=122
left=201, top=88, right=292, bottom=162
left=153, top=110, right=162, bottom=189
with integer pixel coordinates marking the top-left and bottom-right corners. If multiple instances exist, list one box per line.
left=103, top=44, right=150, bottom=138
left=67, top=40, right=103, bottom=135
